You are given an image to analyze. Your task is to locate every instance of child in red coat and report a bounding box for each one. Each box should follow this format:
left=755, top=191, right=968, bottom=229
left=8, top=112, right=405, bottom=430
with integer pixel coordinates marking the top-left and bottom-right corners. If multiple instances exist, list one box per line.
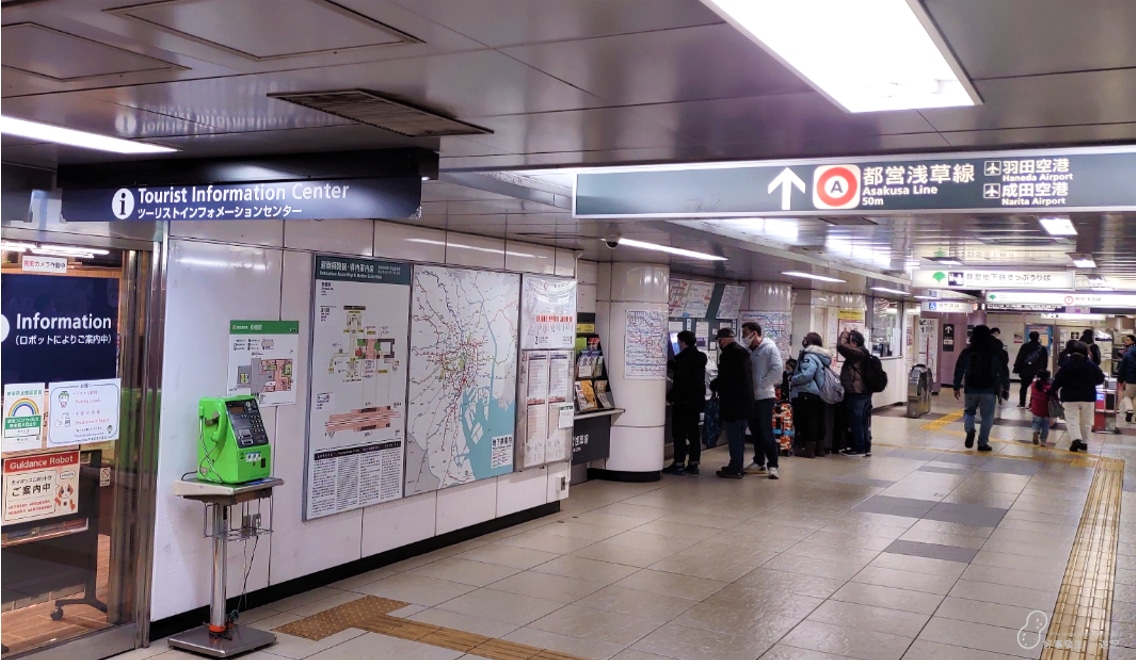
left=1029, top=370, right=1054, bottom=445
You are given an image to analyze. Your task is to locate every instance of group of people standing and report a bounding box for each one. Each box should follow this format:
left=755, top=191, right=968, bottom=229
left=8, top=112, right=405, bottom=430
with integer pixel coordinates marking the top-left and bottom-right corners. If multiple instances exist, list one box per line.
left=665, top=322, right=879, bottom=481
left=955, top=325, right=1121, bottom=453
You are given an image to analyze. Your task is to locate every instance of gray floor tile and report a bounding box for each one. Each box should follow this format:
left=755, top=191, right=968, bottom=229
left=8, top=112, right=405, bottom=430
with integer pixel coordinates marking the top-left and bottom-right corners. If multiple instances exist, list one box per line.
left=883, top=540, right=979, bottom=564
left=923, top=502, right=1008, bottom=528
left=831, top=474, right=898, bottom=488
left=978, top=458, right=1041, bottom=476
left=916, top=466, right=971, bottom=476
left=852, top=495, right=937, bottom=519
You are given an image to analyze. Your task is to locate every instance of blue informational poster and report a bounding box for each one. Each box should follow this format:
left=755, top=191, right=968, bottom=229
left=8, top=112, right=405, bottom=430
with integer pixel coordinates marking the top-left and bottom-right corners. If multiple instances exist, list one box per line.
left=1, top=274, right=120, bottom=384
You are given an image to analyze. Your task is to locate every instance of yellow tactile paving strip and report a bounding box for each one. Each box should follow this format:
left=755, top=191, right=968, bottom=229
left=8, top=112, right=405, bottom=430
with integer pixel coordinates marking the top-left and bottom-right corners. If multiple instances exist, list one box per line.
left=921, top=409, right=964, bottom=431
left=1041, top=456, right=1124, bottom=659
left=272, top=594, right=587, bottom=660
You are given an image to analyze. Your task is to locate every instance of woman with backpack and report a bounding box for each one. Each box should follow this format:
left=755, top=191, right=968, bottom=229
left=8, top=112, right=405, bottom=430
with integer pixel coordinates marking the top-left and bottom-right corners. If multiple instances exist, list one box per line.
left=789, top=332, right=834, bottom=458
left=1028, top=370, right=1055, bottom=446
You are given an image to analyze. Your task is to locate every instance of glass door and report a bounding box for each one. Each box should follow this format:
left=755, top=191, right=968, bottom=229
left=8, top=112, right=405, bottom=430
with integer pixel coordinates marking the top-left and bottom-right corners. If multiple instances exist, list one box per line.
left=1, top=240, right=158, bottom=659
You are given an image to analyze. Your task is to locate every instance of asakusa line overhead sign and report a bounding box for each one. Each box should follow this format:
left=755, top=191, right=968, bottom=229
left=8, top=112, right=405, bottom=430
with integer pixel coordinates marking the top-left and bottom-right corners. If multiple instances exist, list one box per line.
left=573, top=146, right=1136, bottom=217
left=61, top=177, right=422, bottom=222
left=985, top=291, right=1136, bottom=308
left=913, top=269, right=1075, bottom=290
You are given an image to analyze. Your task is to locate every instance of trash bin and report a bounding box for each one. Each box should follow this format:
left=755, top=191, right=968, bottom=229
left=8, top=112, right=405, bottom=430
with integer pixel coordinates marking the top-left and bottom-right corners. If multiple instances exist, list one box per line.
left=907, top=364, right=933, bottom=418
left=1094, top=388, right=1120, bottom=434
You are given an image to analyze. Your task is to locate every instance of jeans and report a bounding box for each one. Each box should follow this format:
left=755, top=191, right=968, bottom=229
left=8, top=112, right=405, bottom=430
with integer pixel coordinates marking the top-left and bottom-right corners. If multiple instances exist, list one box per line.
left=791, top=393, right=825, bottom=454
left=724, top=419, right=748, bottom=472
left=963, top=392, right=997, bottom=447
left=845, top=393, right=873, bottom=454
left=1063, top=401, right=1094, bottom=445
left=748, top=398, right=778, bottom=469
left=671, top=404, right=702, bottom=466
left=1031, top=415, right=1050, bottom=442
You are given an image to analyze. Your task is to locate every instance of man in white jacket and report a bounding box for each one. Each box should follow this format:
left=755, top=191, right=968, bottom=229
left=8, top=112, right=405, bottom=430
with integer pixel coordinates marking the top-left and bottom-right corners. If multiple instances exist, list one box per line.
left=743, top=322, right=784, bottom=479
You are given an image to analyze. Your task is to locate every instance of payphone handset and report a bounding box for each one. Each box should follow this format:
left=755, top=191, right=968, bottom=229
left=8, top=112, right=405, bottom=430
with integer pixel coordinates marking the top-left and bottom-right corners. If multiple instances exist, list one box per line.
left=197, top=396, right=272, bottom=484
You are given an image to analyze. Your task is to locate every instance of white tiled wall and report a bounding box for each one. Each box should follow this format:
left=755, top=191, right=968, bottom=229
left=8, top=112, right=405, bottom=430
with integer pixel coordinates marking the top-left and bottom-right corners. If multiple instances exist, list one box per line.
left=152, top=220, right=576, bottom=621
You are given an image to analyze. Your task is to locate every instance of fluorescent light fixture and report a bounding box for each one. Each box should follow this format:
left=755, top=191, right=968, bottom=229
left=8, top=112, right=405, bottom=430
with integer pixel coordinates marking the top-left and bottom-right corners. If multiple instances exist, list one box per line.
left=406, top=238, right=539, bottom=259
left=926, top=256, right=964, bottom=266
left=700, top=0, right=979, bottom=113
left=613, top=238, right=727, bottom=261
left=914, top=295, right=936, bottom=300
left=179, top=256, right=268, bottom=271
left=1, top=241, right=35, bottom=252
left=1039, top=216, right=1077, bottom=236
left=1070, top=253, right=1096, bottom=269
left=782, top=271, right=846, bottom=283
left=871, top=286, right=911, bottom=296
left=32, top=245, right=110, bottom=257
left=0, top=115, right=177, bottom=154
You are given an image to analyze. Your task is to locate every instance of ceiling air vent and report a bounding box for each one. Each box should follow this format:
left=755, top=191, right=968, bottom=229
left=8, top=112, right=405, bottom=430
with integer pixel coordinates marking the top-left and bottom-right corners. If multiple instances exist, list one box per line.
left=817, top=216, right=878, bottom=226
left=268, top=89, right=491, bottom=138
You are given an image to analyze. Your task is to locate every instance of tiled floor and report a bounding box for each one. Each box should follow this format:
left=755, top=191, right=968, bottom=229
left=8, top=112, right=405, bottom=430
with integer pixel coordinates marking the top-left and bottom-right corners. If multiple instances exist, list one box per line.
left=111, top=399, right=1136, bottom=660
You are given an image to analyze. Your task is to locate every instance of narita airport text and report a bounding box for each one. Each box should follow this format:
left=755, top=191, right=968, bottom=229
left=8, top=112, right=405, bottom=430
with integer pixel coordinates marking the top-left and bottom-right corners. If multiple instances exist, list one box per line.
left=136, top=182, right=352, bottom=205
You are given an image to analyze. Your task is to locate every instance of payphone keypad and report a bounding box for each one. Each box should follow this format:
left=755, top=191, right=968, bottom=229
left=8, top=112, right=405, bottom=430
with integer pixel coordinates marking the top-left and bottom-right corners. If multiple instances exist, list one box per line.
left=226, top=399, right=269, bottom=447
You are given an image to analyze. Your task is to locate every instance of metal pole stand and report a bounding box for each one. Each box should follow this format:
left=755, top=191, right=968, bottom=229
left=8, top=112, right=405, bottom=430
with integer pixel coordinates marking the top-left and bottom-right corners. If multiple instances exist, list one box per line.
left=168, top=477, right=283, bottom=658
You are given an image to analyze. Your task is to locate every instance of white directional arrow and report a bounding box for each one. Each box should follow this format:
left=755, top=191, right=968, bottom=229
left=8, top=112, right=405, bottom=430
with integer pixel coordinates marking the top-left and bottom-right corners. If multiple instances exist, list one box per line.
left=767, top=167, right=806, bottom=210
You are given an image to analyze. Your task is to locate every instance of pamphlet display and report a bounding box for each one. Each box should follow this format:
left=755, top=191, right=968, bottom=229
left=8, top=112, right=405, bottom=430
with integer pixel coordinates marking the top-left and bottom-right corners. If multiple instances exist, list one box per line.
left=305, top=255, right=411, bottom=520
left=227, top=320, right=299, bottom=406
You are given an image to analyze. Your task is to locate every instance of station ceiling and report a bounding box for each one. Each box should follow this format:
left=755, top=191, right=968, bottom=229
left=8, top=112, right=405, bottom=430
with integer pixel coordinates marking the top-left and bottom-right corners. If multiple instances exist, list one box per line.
left=3, top=0, right=1135, bottom=288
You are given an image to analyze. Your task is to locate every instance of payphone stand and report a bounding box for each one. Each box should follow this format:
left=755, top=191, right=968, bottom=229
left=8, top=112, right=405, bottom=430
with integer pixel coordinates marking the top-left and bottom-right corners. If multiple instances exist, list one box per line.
left=168, top=477, right=283, bottom=658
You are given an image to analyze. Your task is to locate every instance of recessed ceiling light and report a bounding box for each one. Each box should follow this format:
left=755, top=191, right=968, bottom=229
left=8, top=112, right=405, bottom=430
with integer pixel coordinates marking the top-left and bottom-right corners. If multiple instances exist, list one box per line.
left=614, top=238, right=727, bottom=261
left=0, top=115, right=177, bottom=154
left=914, top=295, right=936, bottom=300
left=406, top=238, right=538, bottom=259
left=1069, top=253, right=1096, bottom=269
left=871, top=286, right=911, bottom=296
left=1039, top=217, right=1077, bottom=236
left=925, top=256, right=964, bottom=266
left=700, top=0, right=979, bottom=112
left=782, top=271, right=846, bottom=283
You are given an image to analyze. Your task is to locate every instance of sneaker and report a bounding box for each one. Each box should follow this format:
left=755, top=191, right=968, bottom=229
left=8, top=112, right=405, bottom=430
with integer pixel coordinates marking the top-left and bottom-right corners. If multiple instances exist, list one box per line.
left=864, top=451, right=872, bottom=457
left=977, top=444, right=993, bottom=452
left=1032, top=431, right=1040, bottom=445
left=686, top=463, right=700, bottom=475
left=715, top=468, right=744, bottom=480
left=965, top=430, right=976, bottom=449
left=661, top=463, right=685, bottom=476
left=839, top=448, right=865, bottom=456
left=1127, top=411, right=1134, bottom=423
left=1070, top=440, right=1088, bottom=453
left=768, top=467, right=780, bottom=480
left=744, top=461, right=767, bottom=474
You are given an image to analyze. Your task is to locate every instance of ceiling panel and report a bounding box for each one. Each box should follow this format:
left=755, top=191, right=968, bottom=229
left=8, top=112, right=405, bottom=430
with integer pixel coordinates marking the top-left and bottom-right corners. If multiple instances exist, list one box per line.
left=115, top=0, right=414, bottom=60
left=1, top=93, right=215, bottom=139
left=942, top=123, right=1136, bottom=149
left=1, top=22, right=182, bottom=81
left=388, top=0, right=721, bottom=48
left=456, top=107, right=693, bottom=155
left=927, top=0, right=1136, bottom=79
left=501, top=24, right=811, bottom=106
left=922, top=69, right=1136, bottom=132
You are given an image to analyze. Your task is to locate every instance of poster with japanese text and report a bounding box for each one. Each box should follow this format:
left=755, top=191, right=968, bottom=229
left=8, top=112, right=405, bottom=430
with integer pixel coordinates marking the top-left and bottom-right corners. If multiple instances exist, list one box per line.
left=2, top=450, right=80, bottom=524
left=46, top=378, right=121, bottom=447
left=521, top=276, right=578, bottom=350
left=3, top=383, right=45, bottom=452
left=227, top=320, right=299, bottom=407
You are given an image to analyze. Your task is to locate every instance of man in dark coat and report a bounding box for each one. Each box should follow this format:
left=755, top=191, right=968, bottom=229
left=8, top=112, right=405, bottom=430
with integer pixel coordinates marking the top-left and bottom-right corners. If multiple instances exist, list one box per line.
left=664, top=330, right=708, bottom=475
left=1013, top=331, right=1049, bottom=408
left=710, top=328, right=754, bottom=479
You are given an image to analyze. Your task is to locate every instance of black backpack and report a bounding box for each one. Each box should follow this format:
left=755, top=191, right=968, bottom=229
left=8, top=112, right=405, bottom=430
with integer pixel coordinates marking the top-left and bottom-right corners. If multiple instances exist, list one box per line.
left=966, top=350, right=995, bottom=389
left=862, top=354, right=889, bottom=393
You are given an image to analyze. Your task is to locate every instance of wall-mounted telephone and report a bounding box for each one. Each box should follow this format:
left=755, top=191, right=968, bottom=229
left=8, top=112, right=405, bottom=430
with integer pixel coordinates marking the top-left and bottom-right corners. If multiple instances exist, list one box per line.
left=197, top=396, right=272, bottom=484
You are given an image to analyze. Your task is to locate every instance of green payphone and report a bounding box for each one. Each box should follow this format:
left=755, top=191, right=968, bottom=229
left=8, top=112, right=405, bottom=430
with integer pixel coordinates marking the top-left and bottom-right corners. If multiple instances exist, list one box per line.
left=197, top=396, right=272, bottom=484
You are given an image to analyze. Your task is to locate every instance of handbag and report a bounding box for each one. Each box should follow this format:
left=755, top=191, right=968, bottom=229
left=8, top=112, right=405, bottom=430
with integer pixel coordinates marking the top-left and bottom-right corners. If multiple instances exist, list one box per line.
left=1048, top=398, right=1064, bottom=419
left=702, top=394, right=721, bottom=448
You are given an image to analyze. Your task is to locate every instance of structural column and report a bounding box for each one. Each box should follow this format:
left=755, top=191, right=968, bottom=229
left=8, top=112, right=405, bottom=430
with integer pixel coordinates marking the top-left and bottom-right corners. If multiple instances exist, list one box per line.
left=595, top=262, right=669, bottom=479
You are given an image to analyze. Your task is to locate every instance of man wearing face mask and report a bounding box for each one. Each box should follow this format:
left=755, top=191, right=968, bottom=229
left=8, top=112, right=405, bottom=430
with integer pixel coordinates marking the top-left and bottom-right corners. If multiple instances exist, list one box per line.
left=742, top=322, right=784, bottom=479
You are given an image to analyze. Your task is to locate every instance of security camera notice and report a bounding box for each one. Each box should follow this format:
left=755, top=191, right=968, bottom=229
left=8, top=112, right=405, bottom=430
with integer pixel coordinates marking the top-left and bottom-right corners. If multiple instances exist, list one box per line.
left=2, top=450, right=81, bottom=524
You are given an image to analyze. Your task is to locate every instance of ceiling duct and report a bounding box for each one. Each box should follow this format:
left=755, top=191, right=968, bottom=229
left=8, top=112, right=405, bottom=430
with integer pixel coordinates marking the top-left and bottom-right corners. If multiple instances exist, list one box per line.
left=268, top=89, right=491, bottom=138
